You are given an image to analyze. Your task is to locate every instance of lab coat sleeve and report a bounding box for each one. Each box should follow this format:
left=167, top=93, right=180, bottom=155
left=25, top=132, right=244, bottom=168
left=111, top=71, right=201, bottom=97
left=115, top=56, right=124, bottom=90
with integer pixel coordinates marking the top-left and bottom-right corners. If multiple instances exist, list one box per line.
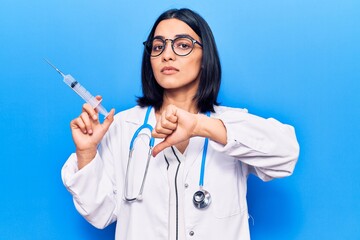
left=210, top=107, right=300, bottom=181
left=61, top=123, right=119, bottom=229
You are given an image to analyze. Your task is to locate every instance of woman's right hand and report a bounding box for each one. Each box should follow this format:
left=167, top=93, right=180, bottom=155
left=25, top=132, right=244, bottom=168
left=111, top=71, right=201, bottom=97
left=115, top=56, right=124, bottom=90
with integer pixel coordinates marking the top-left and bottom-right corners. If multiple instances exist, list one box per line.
left=70, top=96, right=115, bottom=169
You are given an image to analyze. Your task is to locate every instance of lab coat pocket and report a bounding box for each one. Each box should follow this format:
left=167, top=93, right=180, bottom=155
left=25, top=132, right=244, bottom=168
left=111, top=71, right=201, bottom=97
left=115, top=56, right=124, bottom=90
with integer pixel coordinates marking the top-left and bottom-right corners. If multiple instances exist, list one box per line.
left=207, top=158, right=246, bottom=219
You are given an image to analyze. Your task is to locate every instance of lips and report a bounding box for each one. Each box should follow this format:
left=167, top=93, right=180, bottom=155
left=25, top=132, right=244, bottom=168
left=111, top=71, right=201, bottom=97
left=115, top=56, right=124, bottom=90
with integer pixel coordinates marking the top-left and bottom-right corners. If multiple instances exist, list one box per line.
left=161, top=66, right=179, bottom=74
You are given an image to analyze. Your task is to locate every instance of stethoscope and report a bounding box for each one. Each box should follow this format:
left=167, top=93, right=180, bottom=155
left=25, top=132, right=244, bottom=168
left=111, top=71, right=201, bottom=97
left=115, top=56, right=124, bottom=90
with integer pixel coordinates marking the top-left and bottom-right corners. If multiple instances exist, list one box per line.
left=124, top=106, right=212, bottom=209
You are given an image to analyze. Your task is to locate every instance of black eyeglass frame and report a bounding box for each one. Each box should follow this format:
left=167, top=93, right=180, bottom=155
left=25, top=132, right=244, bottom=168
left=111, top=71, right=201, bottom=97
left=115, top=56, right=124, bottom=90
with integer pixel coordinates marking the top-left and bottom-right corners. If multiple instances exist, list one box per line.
left=143, top=35, right=203, bottom=57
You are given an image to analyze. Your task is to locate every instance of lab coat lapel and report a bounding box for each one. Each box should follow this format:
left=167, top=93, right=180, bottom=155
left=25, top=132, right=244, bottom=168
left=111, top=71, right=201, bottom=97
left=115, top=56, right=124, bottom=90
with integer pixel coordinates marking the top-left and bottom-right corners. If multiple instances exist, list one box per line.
left=148, top=110, right=169, bottom=182
left=125, top=106, right=169, bottom=182
left=183, top=112, right=211, bottom=179
left=184, top=136, right=205, bottom=180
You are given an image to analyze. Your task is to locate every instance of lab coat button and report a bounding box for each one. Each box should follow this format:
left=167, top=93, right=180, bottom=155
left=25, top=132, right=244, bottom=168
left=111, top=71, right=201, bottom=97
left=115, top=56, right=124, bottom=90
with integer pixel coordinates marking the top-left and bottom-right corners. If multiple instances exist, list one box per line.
left=184, top=183, right=189, bottom=188
left=189, top=231, right=194, bottom=236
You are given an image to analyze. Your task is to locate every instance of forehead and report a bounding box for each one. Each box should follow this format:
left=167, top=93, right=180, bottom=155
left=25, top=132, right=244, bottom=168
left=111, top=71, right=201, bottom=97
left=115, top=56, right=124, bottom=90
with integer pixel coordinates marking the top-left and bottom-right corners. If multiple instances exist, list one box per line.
left=154, top=19, right=200, bottom=39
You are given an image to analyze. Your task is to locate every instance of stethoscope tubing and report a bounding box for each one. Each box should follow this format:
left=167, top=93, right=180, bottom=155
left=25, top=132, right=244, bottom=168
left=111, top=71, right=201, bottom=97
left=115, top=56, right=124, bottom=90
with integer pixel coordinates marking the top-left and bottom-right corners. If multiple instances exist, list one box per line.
left=125, top=106, right=212, bottom=209
left=129, top=106, right=155, bottom=150
left=199, top=111, right=210, bottom=187
left=124, top=106, right=154, bottom=202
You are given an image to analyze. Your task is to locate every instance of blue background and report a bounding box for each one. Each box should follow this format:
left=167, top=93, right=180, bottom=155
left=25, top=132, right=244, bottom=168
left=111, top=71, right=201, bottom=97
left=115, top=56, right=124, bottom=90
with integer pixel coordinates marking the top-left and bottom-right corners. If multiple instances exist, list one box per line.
left=1, top=0, right=359, bottom=239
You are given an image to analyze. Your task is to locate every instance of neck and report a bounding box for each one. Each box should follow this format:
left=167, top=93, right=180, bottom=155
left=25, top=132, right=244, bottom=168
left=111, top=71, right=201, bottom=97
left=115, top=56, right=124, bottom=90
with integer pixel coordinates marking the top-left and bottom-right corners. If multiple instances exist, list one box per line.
left=161, top=92, right=198, bottom=114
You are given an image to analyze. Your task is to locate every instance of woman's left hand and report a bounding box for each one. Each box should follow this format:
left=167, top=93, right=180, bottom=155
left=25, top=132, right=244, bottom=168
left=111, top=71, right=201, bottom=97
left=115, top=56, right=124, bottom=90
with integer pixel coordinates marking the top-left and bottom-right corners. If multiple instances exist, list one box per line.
left=152, top=104, right=198, bottom=157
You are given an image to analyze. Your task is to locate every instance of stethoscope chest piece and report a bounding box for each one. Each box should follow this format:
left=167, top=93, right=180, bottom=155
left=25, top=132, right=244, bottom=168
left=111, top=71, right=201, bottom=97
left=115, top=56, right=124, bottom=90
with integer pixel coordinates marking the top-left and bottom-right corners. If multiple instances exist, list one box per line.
left=193, top=189, right=211, bottom=209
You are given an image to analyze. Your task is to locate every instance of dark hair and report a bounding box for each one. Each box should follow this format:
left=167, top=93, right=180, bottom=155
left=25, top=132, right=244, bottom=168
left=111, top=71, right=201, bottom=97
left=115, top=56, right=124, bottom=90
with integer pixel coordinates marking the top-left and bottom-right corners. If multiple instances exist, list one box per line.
left=137, top=8, right=221, bottom=113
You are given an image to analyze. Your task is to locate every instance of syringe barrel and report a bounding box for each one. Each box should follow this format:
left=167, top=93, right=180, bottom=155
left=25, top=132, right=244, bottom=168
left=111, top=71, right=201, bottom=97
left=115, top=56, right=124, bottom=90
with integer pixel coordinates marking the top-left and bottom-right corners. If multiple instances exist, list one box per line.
left=63, top=74, right=109, bottom=117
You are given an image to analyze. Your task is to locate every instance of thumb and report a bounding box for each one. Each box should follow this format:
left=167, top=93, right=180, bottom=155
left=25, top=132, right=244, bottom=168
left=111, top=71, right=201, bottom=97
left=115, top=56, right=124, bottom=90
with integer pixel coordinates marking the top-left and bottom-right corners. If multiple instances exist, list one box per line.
left=152, top=139, right=171, bottom=157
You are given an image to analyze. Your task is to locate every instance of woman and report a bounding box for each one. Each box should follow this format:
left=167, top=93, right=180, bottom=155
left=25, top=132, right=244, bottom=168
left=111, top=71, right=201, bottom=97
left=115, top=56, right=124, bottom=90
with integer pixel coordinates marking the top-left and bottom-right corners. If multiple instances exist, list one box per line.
left=62, top=8, right=299, bottom=240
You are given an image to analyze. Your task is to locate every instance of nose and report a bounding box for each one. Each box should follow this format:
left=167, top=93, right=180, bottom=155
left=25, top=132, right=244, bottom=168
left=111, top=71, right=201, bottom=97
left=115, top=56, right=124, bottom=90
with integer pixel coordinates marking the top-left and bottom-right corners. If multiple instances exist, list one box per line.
left=162, top=39, right=176, bottom=61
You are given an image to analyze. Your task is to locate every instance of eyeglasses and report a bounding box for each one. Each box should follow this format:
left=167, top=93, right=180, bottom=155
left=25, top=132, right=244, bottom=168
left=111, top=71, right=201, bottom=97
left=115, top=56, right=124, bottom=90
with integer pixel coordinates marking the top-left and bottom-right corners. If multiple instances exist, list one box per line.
left=143, top=35, right=203, bottom=57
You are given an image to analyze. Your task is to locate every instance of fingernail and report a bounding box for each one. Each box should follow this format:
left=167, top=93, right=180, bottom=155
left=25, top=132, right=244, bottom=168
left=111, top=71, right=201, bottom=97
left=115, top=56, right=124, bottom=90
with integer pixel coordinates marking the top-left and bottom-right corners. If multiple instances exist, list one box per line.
left=88, top=129, right=93, bottom=134
left=93, top=114, right=98, bottom=120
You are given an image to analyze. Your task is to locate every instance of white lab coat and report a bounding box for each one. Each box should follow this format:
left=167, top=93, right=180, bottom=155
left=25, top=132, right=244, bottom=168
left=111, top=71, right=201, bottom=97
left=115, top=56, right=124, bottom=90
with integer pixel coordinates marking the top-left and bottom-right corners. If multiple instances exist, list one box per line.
left=61, top=105, right=299, bottom=240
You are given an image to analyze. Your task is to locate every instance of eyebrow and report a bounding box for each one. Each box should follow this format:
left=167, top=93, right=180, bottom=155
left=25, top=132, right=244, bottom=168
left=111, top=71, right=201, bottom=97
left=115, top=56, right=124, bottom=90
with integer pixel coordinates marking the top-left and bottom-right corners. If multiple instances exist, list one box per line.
left=153, top=34, right=195, bottom=39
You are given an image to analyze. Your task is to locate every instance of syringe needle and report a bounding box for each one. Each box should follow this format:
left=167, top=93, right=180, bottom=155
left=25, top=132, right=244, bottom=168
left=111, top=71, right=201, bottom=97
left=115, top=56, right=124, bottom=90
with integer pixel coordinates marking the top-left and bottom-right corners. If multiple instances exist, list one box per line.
left=44, top=58, right=65, bottom=77
left=45, top=58, right=110, bottom=118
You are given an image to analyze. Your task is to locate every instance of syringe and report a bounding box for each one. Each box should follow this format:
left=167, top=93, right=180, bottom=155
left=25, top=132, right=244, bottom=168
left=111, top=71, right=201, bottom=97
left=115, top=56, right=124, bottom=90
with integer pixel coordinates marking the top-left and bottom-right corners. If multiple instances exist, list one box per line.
left=45, top=59, right=109, bottom=118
